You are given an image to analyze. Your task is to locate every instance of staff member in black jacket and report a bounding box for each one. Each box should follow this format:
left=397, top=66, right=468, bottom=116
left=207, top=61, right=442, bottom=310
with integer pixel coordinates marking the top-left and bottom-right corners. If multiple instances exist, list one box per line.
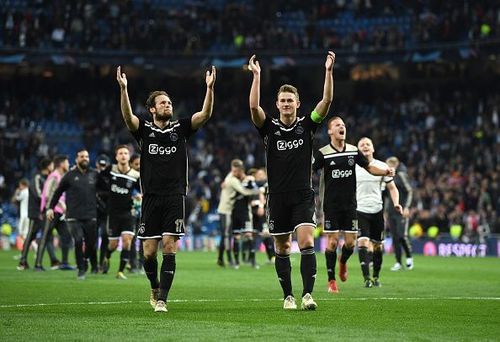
left=47, top=149, right=98, bottom=280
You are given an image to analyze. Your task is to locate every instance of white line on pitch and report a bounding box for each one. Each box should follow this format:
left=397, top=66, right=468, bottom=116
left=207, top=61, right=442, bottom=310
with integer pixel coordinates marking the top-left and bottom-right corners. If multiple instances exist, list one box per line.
left=1, top=297, right=499, bottom=309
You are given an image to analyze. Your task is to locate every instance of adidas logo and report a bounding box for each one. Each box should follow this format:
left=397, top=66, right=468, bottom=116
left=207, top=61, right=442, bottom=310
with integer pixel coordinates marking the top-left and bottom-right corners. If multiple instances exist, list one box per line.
left=330, top=160, right=336, bottom=165
left=149, top=132, right=156, bottom=138
left=274, top=131, right=281, bottom=136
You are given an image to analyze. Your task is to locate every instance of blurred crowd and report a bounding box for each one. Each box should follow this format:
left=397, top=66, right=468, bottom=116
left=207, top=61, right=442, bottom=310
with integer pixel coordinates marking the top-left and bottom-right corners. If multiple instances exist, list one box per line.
left=1, top=73, right=499, bottom=244
left=0, top=0, right=499, bottom=53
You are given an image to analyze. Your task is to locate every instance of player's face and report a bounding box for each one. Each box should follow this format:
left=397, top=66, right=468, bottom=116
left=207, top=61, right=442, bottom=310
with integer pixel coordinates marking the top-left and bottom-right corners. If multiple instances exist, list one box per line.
left=115, top=148, right=130, bottom=166
left=276, top=92, right=300, bottom=118
left=255, top=169, right=267, bottom=182
left=76, top=151, right=90, bottom=170
left=231, top=166, right=244, bottom=179
left=47, top=162, right=54, bottom=173
left=151, top=94, right=173, bottom=121
left=328, top=118, right=346, bottom=141
left=61, top=159, right=70, bottom=173
left=358, top=138, right=374, bottom=158
left=130, top=158, right=140, bottom=171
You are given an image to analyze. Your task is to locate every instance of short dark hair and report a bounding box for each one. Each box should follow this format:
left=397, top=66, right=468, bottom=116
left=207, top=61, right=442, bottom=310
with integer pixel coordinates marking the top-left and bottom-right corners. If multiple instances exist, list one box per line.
left=38, top=157, right=52, bottom=171
left=19, top=178, right=29, bottom=187
left=327, top=116, right=344, bottom=128
left=146, top=91, right=170, bottom=110
left=53, top=154, right=68, bottom=168
left=114, top=144, right=129, bottom=154
left=130, top=154, right=140, bottom=163
left=277, top=84, right=299, bottom=101
left=76, top=148, right=88, bottom=156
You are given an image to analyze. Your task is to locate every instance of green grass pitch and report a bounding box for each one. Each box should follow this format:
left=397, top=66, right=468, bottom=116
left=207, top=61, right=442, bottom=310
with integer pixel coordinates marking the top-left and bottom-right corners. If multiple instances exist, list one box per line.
left=1, top=250, right=499, bottom=341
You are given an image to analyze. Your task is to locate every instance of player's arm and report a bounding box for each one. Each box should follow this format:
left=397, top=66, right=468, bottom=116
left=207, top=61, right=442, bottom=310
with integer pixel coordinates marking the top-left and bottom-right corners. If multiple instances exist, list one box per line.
left=386, top=180, right=403, bottom=215
left=116, top=66, right=139, bottom=132
left=40, top=175, right=56, bottom=212
left=46, top=175, right=70, bottom=221
left=311, top=51, right=335, bottom=122
left=399, top=171, right=413, bottom=218
left=230, top=178, right=261, bottom=196
left=399, top=171, right=413, bottom=209
left=365, top=162, right=395, bottom=177
left=192, top=66, right=216, bottom=130
left=248, top=55, right=266, bottom=128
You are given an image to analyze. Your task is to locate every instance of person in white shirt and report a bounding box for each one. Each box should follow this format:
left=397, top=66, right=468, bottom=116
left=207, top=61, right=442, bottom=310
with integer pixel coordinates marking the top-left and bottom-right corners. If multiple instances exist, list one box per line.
left=356, top=137, right=402, bottom=287
left=14, top=179, right=30, bottom=240
left=216, top=159, right=261, bottom=267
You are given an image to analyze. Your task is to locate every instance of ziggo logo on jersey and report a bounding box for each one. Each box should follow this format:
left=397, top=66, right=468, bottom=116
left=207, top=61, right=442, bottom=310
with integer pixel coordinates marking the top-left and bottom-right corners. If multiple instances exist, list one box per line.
left=331, top=169, right=353, bottom=178
left=276, top=139, right=304, bottom=151
left=148, top=144, right=177, bottom=155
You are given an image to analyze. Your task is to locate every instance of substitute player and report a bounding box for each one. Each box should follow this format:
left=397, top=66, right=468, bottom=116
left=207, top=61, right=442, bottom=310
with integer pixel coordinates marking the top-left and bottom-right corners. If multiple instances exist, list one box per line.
left=356, top=137, right=402, bottom=288
left=313, top=118, right=394, bottom=293
left=117, top=65, right=216, bottom=312
left=99, top=145, right=140, bottom=280
left=248, top=51, right=335, bottom=310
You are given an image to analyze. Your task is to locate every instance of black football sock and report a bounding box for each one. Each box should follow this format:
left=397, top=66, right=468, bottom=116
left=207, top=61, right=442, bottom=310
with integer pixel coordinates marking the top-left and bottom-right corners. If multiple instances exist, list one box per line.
left=358, top=246, right=370, bottom=280
left=367, top=250, right=373, bottom=266
left=264, top=237, right=275, bottom=260
left=275, top=253, right=293, bottom=299
left=325, top=249, right=337, bottom=281
left=119, top=249, right=129, bottom=272
left=300, top=247, right=317, bottom=297
left=373, top=249, right=383, bottom=279
left=233, top=238, right=240, bottom=265
left=340, top=245, right=354, bottom=264
left=249, top=238, right=256, bottom=266
left=159, top=253, right=176, bottom=302
left=143, top=256, right=159, bottom=289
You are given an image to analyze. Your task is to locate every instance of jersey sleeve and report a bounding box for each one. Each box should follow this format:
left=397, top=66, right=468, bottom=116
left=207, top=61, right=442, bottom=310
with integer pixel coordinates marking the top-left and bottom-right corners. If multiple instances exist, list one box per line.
left=255, top=115, right=271, bottom=139
left=130, top=118, right=145, bottom=144
left=312, top=149, right=324, bottom=172
left=355, top=150, right=370, bottom=168
left=305, top=113, right=320, bottom=134
left=180, top=117, right=196, bottom=139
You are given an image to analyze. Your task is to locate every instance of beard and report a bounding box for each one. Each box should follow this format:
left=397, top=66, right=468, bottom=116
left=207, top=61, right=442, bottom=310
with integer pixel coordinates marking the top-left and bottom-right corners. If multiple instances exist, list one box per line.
left=78, top=160, right=89, bottom=170
left=155, top=111, right=172, bottom=122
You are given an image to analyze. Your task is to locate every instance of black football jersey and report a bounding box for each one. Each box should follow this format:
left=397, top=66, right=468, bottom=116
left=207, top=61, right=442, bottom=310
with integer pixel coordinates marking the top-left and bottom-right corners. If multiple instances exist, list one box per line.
left=131, top=118, right=195, bottom=195
left=313, top=143, right=369, bottom=213
left=99, top=165, right=140, bottom=216
left=256, top=115, right=319, bottom=194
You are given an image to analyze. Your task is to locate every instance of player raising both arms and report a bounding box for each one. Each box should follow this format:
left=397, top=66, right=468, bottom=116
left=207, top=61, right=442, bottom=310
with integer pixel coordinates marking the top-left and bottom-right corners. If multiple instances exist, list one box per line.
left=248, top=51, right=335, bottom=310
left=117, top=65, right=216, bottom=312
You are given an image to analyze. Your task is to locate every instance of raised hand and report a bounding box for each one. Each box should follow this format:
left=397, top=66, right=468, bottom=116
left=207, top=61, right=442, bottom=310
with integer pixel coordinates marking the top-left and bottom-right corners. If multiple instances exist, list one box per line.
left=248, top=55, right=261, bottom=75
left=325, top=51, right=335, bottom=71
left=206, top=65, right=216, bottom=89
left=116, top=66, right=127, bottom=89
